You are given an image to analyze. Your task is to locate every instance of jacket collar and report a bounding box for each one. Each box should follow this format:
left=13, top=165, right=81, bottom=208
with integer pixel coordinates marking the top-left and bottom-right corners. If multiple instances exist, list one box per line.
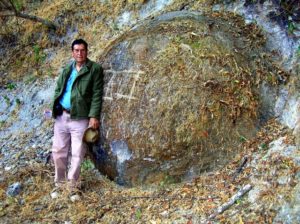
left=68, top=58, right=92, bottom=76
left=78, top=58, right=92, bottom=75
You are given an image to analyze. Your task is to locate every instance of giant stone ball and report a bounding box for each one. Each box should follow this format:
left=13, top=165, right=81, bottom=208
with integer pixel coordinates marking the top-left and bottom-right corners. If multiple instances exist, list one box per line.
left=92, top=12, right=277, bottom=186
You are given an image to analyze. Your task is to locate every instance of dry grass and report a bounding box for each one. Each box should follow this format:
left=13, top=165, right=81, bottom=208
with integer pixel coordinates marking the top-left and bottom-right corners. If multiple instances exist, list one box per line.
left=0, top=1, right=297, bottom=223
left=1, top=0, right=289, bottom=85
left=0, top=120, right=297, bottom=223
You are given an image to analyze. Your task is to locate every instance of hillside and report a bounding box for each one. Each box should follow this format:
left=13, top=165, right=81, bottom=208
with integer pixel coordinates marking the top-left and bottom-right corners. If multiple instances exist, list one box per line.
left=1, top=0, right=300, bottom=223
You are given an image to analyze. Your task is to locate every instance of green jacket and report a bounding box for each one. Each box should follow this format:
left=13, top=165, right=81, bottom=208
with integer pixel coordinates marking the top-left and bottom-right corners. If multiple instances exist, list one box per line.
left=52, top=58, right=104, bottom=120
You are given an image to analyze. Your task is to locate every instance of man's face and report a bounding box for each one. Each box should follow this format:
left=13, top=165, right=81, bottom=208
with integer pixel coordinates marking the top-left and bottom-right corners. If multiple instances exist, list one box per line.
left=72, top=44, right=87, bottom=64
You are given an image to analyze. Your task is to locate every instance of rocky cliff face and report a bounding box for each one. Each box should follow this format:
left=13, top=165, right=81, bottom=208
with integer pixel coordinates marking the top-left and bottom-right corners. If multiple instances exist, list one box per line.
left=213, top=0, right=300, bottom=144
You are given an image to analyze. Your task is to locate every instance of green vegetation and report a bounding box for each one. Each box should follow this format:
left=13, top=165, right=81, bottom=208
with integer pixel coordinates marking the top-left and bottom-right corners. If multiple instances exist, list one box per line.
left=288, top=21, right=296, bottom=35
left=81, top=159, right=95, bottom=172
left=15, top=98, right=21, bottom=105
left=5, top=83, right=16, bottom=90
left=239, top=135, right=248, bottom=142
left=297, top=45, right=300, bottom=57
left=112, top=22, right=119, bottom=31
left=3, top=95, right=10, bottom=105
left=11, top=0, right=24, bottom=12
left=32, top=44, right=46, bottom=76
left=259, top=142, right=268, bottom=151
left=0, top=120, right=6, bottom=129
left=159, top=175, right=176, bottom=187
left=33, top=45, right=46, bottom=65
left=135, top=208, right=142, bottom=219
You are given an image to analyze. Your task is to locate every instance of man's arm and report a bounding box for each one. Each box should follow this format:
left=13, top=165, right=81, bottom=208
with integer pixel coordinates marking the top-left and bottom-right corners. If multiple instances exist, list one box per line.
left=88, top=63, right=104, bottom=128
left=51, top=70, right=65, bottom=117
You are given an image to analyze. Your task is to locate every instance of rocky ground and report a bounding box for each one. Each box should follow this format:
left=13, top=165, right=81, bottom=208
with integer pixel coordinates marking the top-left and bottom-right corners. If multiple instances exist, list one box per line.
left=1, top=107, right=299, bottom=223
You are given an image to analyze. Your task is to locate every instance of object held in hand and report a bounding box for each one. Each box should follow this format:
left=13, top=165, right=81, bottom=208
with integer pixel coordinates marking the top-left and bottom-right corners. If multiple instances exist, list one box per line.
left=83, top=127, right=99, bottom=143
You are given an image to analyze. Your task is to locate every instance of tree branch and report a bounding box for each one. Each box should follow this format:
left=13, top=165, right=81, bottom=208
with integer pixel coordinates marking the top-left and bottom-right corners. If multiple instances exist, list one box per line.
left=208, top=184, right=252, bottom=220
left=0, top=11, right=15, bottom=16
left=231, top=156, right=248, bottom=181
left=15, top=11, right=57, bottom=30
left=0, top=0, right=57, bottom=30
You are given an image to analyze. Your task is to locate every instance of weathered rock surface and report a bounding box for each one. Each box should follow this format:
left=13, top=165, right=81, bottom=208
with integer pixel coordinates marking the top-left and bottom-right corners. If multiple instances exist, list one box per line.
left=6, top=182, right=22, bottom=197
left=220, top=0, right=300, bottom=147
left=273, top=183, right=300, bottom=224
left=247, top=136, right=300, bottom=224
left=0, top=79, right=54, bottom=169
left=91, top=11, right=285, bottom=186
left=217, top=0, right=300, bottom=72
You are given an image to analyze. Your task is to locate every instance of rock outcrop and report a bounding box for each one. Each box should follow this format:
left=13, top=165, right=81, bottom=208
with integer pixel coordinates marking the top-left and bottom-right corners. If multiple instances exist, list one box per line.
left=92, top=11, right=286, bottom=186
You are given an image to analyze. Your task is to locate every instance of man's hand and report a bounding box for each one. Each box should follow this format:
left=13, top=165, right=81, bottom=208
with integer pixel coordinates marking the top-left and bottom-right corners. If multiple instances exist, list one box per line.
left=89, top=118, right=100, bottom=129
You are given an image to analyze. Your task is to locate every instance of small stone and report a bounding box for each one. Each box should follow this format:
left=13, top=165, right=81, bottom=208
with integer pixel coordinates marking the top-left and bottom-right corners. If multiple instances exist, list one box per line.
left=212, top=4, right=222, bottom=12
left=293, top=30, right=300, bottom=37
left=4, top=166, right=12, bottom=171
left=159, top=210, right=169, bottom=218
left=34, top=206, right=44, bottom=212
left=50, top=191, right=59, bottom=199
left=70, top=194, right=81, bottom=202
left=6, top=182, right=22, bottom=197
left=278, top=175, right=290, bottom=185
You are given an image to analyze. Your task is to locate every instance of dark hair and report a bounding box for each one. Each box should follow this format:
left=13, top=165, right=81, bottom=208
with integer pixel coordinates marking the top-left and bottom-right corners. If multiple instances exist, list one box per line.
left=71, top=39, right=88, bottom=51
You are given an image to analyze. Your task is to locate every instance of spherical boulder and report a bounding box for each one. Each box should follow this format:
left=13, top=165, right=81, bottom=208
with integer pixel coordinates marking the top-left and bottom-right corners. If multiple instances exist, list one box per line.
left=92, top=11, right=282, bottom=186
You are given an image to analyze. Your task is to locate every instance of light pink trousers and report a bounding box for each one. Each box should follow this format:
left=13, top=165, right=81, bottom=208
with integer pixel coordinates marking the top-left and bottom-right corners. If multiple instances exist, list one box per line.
left=52, top=111, right=89, bottom=185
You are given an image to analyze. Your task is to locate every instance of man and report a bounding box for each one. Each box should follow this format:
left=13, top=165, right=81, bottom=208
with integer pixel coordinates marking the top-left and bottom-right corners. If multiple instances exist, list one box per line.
left=51, top=39, right=103, bottom=192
